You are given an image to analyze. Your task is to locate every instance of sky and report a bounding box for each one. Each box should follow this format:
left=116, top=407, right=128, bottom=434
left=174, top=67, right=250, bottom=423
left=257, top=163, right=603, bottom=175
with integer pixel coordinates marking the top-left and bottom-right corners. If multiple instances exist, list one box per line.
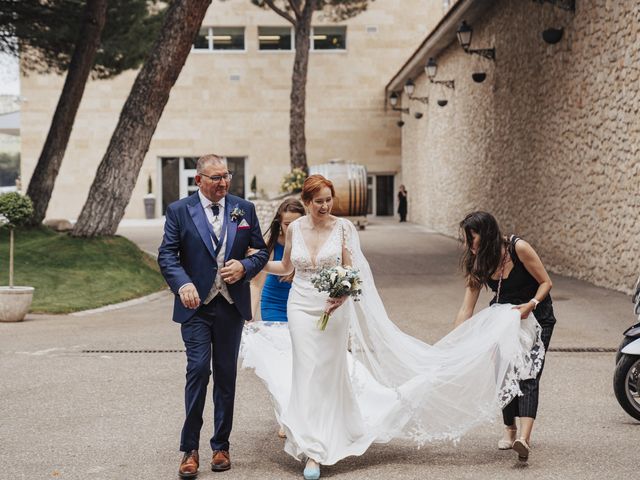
left=0, top=53, right=20, bottom=95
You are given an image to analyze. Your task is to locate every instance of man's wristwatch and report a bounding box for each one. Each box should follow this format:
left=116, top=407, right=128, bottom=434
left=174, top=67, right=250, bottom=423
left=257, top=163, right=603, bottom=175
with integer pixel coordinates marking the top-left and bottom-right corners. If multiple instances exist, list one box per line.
left=530, top=298, right=540, bottom=310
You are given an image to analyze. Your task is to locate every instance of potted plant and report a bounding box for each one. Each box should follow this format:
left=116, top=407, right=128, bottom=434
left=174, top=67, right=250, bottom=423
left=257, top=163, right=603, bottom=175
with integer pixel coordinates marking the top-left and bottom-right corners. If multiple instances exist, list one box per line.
left=280, top=168, right=307, bottom=194
left=0, top=191, right=35, bottom=322
left=143, top=174, right=156, bottom=219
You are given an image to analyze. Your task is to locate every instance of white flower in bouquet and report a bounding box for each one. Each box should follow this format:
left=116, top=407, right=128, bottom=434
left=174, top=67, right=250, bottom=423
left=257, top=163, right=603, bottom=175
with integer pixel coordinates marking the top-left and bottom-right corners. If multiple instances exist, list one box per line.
left=310, top=265, right=362, bottom=330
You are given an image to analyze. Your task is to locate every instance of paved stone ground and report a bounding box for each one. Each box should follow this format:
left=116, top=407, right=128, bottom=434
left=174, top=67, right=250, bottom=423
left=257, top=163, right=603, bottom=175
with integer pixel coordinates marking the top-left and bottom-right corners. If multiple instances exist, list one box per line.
left=1, top=218, right=637, bottom=480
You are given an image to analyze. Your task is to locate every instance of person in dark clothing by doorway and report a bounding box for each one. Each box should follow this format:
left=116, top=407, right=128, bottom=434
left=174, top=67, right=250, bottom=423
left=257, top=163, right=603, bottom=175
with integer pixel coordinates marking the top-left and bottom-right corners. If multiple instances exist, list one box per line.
left=397, top=185, right=407, bottom=222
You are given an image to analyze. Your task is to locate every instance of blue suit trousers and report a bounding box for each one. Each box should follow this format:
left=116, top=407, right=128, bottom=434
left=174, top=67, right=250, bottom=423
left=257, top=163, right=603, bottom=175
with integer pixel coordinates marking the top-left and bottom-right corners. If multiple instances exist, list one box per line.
left=179, top=296, right=244, bottom=452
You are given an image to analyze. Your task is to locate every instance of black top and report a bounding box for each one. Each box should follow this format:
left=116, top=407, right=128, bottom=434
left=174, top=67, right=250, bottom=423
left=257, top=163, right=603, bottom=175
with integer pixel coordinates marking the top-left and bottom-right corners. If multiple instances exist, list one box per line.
left=487, top=235, right=551, bottom=307
left=397, top=191, right=407, bottom=212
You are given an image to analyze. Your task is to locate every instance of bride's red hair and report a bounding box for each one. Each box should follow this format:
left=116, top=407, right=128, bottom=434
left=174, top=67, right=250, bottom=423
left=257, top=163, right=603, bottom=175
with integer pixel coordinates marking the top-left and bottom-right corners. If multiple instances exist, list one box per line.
left=301, top=175, right=335, bottom=204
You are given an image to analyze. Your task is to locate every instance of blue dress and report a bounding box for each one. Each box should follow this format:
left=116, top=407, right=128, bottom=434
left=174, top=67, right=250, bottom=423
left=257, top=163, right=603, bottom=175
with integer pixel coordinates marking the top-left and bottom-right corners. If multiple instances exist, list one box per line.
left=260, top=243, right=291, bottom=322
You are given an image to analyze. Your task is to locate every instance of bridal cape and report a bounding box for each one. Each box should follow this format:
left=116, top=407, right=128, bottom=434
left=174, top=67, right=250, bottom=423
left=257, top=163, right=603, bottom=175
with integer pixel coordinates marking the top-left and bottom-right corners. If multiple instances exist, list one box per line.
left=241, top=218, right=544, bottom=465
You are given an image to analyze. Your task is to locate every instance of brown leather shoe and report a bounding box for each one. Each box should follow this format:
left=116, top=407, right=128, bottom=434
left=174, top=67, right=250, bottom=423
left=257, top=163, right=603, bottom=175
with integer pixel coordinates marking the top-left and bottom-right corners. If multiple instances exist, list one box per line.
left=179, top=450, right=199, bottom=478
left=211, top=450, right=231, bottom=472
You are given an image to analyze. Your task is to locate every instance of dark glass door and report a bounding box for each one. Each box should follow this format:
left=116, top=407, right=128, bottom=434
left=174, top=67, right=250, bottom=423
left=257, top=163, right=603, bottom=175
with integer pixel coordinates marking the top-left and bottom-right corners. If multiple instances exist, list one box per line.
left=375, top=175, right=394, bottom=216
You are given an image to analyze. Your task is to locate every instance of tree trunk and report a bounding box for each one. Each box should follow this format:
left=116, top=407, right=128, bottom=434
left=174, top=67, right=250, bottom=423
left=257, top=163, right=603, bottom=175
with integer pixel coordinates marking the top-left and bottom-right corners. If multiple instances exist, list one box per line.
left=289, top=1, right=313, bottom=173
left=26, top=0, right=108, bottom=225
left=71, top=0, right=212, bottom=237
left=9, top=227, right=14, bottom=287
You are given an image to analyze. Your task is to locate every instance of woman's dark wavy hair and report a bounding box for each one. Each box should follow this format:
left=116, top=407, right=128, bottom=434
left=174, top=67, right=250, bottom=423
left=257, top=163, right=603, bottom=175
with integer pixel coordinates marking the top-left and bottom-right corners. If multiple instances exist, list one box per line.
left=459, top=211, right=508, bottom=289
left=265, top=197, right=305, bottom=255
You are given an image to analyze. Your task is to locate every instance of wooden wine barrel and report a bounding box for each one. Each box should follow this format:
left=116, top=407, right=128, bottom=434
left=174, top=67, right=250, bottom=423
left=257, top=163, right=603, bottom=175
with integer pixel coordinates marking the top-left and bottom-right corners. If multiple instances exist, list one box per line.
left=309, top=160, right=368, bottom=218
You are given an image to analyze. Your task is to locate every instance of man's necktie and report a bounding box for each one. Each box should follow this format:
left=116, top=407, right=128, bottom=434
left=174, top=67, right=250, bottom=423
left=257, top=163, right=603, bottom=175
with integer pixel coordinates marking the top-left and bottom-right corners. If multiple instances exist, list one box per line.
left=211, top=203, right=222, bottom=243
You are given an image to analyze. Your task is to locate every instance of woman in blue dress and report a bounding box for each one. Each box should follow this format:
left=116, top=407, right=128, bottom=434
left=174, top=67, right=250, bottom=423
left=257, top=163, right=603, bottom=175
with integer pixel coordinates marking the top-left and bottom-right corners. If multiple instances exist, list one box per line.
left=259, top=198, right=306, bottom=322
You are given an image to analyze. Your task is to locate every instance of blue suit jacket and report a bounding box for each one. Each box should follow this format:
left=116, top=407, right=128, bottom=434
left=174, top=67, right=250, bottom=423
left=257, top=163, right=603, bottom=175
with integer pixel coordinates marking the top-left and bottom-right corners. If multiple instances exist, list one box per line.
left=158, top=192, right=269, bottom=323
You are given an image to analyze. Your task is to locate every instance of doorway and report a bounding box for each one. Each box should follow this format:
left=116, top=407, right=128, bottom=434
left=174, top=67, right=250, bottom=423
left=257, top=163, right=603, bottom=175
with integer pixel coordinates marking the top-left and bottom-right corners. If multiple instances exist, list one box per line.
left=367, top=174, right=395, bottom=216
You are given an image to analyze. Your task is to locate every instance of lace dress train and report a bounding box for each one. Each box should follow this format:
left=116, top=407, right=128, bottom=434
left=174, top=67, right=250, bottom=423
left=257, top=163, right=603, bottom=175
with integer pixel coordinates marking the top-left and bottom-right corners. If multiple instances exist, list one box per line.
left=242, top=218, right=544, bottom=465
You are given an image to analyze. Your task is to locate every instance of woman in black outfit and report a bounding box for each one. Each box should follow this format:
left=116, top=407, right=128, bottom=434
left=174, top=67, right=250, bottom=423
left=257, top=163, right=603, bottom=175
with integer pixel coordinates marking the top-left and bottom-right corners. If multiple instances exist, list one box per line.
left=397, top=185, right=407, bottom=222
left=454, top=211, right=556, bottom=462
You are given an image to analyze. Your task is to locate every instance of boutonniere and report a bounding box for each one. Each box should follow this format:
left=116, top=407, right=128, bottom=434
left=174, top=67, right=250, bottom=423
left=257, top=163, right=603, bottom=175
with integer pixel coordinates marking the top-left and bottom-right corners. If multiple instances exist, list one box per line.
left=230, top=207, right=245, bottom=222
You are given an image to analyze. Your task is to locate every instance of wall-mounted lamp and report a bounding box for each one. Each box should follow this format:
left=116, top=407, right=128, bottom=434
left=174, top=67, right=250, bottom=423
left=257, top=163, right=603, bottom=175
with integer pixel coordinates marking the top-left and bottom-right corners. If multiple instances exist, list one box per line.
left=414, top=112, right=424, bottom=119
left=437, top=99, right=448, bottom=107
left=397, top=120, right=405, bottom=127
left=457, top=21, right=496, bottom=61
left=532, top=0, right=575, bottom=11
left=542, top=27, right=564, bottom=44
left=389, top=92, right=409, bottom=114
left=404, top=80, right=429, bottom=105
left=425, top=58, right=455, bottom=89
left=471, top=72, right=487, bottom=83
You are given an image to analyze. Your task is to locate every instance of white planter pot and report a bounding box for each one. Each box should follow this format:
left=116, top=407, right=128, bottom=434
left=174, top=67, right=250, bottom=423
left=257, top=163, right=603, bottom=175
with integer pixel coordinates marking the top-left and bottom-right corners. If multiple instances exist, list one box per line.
left=143, top=194, right=156, bottom=219
left=0, top=286, right=35, bottom=322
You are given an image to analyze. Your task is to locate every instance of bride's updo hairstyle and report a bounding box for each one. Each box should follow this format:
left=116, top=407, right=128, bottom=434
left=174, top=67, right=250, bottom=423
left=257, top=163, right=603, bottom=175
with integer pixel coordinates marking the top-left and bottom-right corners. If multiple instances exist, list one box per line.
left=301, top=174, right=335, bottom=204
left=459, top=211, right=508, bottom=290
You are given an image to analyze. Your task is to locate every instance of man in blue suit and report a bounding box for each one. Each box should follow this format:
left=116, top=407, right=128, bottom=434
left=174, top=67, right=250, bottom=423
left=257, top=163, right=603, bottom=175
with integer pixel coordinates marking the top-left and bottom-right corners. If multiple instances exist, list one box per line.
left=158, top=154, right=269, bottom=478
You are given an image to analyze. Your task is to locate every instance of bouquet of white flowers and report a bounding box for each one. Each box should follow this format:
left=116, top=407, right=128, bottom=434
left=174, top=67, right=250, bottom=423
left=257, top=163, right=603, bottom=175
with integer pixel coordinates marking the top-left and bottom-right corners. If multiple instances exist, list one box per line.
left=310, top=265, right=362, bottom=330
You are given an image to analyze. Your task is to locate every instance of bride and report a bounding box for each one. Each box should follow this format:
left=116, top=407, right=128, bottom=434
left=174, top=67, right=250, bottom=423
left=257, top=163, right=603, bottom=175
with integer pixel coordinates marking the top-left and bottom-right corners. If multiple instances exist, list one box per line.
left=242, top=175, right=544, bottom=479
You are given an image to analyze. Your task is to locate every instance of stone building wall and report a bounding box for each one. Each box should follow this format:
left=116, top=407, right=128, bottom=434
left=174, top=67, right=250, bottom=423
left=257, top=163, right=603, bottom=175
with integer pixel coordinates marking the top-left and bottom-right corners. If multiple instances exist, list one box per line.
left=400, top=0, right=640, bottom=292
left=19, top=0, right=445, bottom=220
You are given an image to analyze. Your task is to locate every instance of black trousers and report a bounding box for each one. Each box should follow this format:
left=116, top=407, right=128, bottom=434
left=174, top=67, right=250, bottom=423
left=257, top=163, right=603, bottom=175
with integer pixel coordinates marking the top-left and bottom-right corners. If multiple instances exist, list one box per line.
left=179, top=296, right=244, bottom=452
left=502, top=306, right=556, bottom=425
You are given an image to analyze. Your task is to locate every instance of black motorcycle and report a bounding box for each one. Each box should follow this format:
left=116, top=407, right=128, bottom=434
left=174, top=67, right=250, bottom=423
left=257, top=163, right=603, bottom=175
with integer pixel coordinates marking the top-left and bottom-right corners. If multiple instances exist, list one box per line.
left=613, top=276, right=640, bottom=421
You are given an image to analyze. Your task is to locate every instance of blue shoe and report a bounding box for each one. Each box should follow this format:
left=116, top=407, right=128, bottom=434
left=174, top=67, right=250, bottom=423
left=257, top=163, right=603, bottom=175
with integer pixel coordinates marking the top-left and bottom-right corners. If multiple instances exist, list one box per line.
left=303, top=460, right=320, bottom=480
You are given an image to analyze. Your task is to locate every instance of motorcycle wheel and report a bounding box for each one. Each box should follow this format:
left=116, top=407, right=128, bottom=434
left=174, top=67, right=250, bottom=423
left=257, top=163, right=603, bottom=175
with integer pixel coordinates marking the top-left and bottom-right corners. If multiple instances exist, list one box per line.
left=613, top=354, right=640, bottom=421
left=616, top=337, right=636, bottom=365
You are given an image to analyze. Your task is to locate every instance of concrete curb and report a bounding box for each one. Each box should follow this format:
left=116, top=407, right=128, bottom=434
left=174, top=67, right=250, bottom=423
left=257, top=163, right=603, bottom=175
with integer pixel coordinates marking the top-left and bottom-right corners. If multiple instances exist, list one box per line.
left=69, top=290, right=170, bottom=316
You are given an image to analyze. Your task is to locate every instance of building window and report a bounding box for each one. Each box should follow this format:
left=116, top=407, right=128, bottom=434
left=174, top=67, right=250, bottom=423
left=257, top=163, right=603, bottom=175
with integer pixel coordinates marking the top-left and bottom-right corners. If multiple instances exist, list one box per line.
left=312, top=26, right=346, bottom=50
left=226, top=157, right=246, bottom=198
left=258, top=26, right=293, bottom=50
left=160, top=156, right=246, bottom=214
left=193, top=27, right=245, bottom=51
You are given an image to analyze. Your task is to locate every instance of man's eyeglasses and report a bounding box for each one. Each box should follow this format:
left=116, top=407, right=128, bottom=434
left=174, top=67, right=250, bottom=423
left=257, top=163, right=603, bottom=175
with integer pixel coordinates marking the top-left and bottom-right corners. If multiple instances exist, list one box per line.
left=199, top=172, right=233, bottom=183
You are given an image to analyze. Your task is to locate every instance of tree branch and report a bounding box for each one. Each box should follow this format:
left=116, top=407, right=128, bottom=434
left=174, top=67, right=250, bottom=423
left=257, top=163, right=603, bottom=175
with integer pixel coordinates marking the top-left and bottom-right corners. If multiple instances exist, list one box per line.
left=262, top=0, right=297, bottom=25
left=288, top=0, right=303, bottom=20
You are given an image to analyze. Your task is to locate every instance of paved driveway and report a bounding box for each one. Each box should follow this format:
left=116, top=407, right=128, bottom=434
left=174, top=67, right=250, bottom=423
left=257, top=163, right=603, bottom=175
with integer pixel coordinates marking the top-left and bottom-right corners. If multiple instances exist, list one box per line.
left=1, top=218, right=636, bottom=480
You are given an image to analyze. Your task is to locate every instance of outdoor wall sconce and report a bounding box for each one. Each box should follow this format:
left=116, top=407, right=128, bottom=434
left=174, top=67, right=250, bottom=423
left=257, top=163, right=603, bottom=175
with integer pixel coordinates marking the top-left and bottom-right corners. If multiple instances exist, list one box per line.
left=404, top=80, right=429, bottom=105
left=397, top=120, right=405, bottom=127
left=457, top=21, right=496, bottom=61
left=437, top=99, right=448, bottom=107
left=542, top=27, right=564, bottom=44
left=414, top=112, right=424, bottom=119
left=425, top=58, right=455, bottom=89
left=532, top=0, right=575, bottom=11
left=471, top=72, right=487, bottom=83
left=389, top=92, right=409, bottom=114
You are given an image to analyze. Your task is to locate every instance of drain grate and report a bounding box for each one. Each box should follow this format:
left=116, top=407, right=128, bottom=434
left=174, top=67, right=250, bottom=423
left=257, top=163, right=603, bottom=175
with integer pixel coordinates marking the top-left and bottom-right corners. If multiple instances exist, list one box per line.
left=81, top=347, right=617, bottom=354
left=82, top=349, right=185, bottom=354
left=548, top=347, right=616, bottom=353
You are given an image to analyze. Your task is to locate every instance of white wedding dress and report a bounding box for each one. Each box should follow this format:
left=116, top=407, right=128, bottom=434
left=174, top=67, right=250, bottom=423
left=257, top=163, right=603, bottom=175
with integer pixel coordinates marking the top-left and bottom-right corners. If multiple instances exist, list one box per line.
left=242, top=217, right=544, bottom=465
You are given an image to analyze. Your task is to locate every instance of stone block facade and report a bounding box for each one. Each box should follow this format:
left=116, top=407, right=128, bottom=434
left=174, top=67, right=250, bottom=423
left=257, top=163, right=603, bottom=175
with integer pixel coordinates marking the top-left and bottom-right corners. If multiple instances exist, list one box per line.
left=399, top=0, right=640, bottom=292
left=19, top=0, right=445, bottom=220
